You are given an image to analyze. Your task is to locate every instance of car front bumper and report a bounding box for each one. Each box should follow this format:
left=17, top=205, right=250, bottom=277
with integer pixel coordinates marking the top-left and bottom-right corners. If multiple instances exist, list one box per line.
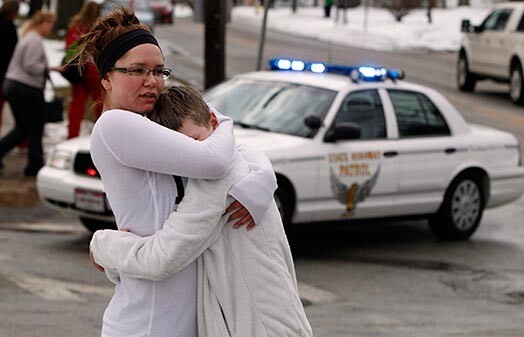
left=36, top=166, right=114, bottom=222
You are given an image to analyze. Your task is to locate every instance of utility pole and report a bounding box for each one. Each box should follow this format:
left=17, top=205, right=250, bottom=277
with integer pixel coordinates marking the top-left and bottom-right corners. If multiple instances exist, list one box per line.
left=256, top=0, right=270, bottom=71
left=204, top=0, right=226, bottom=89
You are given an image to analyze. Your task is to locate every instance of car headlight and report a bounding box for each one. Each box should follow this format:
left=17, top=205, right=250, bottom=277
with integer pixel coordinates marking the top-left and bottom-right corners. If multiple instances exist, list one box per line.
left=48, top=149, right=73, bottom=170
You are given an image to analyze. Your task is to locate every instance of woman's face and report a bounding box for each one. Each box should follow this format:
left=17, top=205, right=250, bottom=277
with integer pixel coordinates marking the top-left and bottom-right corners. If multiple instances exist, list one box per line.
left=39, top=20, right=55, bottom=37
left=102, top=43, right=165, bottom=115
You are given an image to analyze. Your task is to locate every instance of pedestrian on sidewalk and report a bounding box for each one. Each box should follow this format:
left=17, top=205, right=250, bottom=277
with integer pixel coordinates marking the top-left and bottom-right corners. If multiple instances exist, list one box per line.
left=324, top=0, right=333, bottom=18
left=0, top=0, right=19, bottom=135
left=64, top=1, right=103, bottom=139
left=0, top=10, right=58, bottom=176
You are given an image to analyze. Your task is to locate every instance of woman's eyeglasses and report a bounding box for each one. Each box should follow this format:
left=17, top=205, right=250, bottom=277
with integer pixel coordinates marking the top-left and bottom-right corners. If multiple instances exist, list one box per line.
left=110, top=66, right=172, bottom=80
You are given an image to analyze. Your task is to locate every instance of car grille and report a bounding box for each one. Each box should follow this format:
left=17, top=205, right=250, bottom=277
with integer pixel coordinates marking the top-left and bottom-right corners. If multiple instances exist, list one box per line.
left=73, top=152, right=100, bottom=178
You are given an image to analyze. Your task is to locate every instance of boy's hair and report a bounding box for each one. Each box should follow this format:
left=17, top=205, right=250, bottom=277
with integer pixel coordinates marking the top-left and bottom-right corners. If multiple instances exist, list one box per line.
left=149, top=86, right=211, bottom=131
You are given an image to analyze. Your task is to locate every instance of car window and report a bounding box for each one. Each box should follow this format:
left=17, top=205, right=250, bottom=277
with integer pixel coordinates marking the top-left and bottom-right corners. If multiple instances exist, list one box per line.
left=243, top=85, right=336, bottom=138
left=332, top=90, right=386, bottom=139
left=517, top=13, right=524, bottom=32
left=482, top=8, right=512, bottom=31
left=388, top=90, right=450, bottom=138
left=204, top=79, right=283, bottom=121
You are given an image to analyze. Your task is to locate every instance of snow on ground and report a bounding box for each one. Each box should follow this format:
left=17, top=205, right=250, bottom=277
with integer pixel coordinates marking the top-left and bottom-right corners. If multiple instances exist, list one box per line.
left=232, top=4, right=491, bottom=52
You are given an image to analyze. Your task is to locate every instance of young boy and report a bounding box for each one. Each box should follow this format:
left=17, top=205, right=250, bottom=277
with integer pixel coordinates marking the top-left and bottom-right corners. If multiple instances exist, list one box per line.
left=90, top=86, right=313, bottom=337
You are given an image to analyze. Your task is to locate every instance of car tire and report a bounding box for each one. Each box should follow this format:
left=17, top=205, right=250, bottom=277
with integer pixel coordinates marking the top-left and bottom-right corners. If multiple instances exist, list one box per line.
left=510, top=62, right=524, bottom=105
left=274, top=186, right=295, bottom=238
left=428, top=173, right=484, bottom=241
left=80, top=217, right=117, bottom=233
left=457, top=52, right=476, bottom=92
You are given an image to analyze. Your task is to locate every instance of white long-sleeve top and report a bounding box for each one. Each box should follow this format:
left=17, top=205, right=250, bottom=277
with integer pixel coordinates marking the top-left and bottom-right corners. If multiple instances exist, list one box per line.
left=90, top=109, right=277, bottom=337
left=91, top=154, right=312, bottom=337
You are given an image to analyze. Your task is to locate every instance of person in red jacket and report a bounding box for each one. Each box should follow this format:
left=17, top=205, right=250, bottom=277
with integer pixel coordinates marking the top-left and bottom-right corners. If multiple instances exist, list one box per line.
left=65, top=1, right=102, bottom=139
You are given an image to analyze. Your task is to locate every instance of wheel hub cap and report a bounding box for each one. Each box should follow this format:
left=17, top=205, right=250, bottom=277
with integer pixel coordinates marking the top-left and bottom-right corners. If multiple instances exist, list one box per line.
left=511, top=69, right=522, bottom=101
left=451, top=180, right=481, bottom=231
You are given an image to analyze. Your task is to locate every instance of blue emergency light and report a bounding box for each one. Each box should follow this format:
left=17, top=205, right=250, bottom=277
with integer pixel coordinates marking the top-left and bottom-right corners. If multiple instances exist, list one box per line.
left=268, top=58, right=405, bottom=82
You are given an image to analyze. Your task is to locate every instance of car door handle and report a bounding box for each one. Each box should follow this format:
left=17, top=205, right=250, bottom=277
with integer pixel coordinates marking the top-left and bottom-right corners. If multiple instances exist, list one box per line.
left=445, top=148, right=456, bottom=154
left=383, top=151, right=398, bottom=158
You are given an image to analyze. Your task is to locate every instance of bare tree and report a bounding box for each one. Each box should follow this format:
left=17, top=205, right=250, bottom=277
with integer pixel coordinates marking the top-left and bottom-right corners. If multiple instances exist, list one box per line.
left=55, top=0, right=83, bottom=33
left=383, top=0, right=421, bottom=22
left=292, top=0, right=298, bottom=13
left=426, top=0, right=435, bottom=23
left=28, top=0, right=44, bottom=17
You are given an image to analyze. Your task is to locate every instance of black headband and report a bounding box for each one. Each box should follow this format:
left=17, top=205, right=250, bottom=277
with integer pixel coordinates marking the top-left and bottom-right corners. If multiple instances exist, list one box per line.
left=96, top=29, right=160, bottom=78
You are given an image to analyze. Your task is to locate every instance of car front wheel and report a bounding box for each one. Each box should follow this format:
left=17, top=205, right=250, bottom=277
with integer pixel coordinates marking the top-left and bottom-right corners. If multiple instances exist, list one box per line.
left=274, top=186, right=295, bottom=238
left=428, top=174, right=484, bottom=240
left=510, top=63, right=524, bottom=105
left=80, top=217, right=117, bottom=233
left=457, top=53, right=476, bottom=92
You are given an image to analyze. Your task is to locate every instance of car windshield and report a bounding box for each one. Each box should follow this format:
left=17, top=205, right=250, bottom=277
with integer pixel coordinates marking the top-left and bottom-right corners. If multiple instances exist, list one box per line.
left=204, top=79, right=336, bottom=138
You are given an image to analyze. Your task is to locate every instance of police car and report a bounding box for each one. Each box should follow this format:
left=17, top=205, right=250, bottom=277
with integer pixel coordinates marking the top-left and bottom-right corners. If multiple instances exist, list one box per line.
left=36, top=58, right=524, bottom=240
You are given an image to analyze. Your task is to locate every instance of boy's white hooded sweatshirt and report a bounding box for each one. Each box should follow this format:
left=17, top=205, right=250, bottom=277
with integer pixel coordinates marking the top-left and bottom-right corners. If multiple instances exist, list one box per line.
left=91, top=154, right=313, bottom=337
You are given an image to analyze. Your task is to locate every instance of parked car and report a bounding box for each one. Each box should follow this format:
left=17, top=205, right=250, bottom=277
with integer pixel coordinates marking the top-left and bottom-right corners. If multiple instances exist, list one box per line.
left=101, top=0, right=155, bottom=32
left=458, top=1, right=524, bottom=104
left=37, top=58, right=524, bottom=240
left=150, top=0, right=174, bottom=24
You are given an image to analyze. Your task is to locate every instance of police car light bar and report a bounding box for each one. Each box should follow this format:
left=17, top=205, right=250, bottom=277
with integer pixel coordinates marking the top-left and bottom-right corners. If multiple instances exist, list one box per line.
left=268, top=58, right=405, bottom=82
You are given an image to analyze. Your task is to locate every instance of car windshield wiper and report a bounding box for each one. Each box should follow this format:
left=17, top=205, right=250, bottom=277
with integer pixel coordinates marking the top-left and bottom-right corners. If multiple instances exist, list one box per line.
left=234, top=121, right=271, bottom=132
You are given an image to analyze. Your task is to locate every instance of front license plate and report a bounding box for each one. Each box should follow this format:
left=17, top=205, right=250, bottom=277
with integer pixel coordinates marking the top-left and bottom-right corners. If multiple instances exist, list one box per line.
left=75, top=189, right=105, bottom=213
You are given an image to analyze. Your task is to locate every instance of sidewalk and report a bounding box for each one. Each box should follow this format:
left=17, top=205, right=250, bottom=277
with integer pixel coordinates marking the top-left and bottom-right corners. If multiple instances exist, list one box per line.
left=0, top=104, right=43, bottom=208
left=0, top=102, right=78, bottom=209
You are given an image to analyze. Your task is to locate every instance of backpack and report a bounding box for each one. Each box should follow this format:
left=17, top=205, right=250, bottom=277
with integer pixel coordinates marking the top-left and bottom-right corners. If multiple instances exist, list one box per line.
left=61, top=40, right=83, bottom=84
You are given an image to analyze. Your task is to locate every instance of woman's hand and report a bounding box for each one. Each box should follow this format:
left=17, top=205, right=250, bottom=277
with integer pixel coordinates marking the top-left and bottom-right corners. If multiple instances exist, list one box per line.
left=89, top=247, right=105, bottom=272
left=226, top=200, right=255, bottom=230
left=49, top=65, right=66, bottom=72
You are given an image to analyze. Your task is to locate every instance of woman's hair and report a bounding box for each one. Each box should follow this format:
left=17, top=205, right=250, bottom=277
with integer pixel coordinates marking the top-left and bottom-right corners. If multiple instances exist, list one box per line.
left=76, top=6, right=152, bottom=70
left=20, top=10, right=55, bottom=37
left=68, top=1, right=101, bottom=30
left=0, top=0, right=19, bottom=21
left=149, top=86, right=211, bottom=131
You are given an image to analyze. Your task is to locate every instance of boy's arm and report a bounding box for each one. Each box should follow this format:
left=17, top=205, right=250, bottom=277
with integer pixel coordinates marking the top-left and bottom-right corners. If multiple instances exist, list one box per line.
left=230, top=144, right=277, bottom=225
left=90, top=176, right=234, bottom=281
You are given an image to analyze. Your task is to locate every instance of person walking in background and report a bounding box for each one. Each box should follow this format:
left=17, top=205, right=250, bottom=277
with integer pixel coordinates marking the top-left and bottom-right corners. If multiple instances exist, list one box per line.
left=324, top=0, right=333, bottom=18
left=0, top=10, right=58, bottom=176
left=0, top=0, right=19, bottom=135
left=64, top=1, right=102, bottom=139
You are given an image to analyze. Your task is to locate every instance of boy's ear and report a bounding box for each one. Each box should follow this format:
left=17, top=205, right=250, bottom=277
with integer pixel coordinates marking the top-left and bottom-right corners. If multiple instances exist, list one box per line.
left=210, top=112, right=218, bottom=129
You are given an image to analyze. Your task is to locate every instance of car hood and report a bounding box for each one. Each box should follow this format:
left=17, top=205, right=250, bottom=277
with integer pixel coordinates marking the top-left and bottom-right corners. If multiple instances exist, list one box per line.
left=234, top=128, right=309, bottom=157
left=53, top=130, right=309, bottom=160
left=55, top=136, right=91, bottom=153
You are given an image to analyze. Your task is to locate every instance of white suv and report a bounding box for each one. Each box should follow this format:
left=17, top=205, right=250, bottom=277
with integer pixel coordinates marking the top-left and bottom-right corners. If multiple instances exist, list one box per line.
left=457, top=2, right=524, bottom=104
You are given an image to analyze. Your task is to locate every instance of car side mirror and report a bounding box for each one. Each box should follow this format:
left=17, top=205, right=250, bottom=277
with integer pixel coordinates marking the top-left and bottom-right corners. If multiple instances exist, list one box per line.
left=461, top=19, right=471, bottom=32
left=304, top=115, right=322, bottom=130
left=324, top=122, right=361, bottom=143
left=473, top=24, right=484, bottom=33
